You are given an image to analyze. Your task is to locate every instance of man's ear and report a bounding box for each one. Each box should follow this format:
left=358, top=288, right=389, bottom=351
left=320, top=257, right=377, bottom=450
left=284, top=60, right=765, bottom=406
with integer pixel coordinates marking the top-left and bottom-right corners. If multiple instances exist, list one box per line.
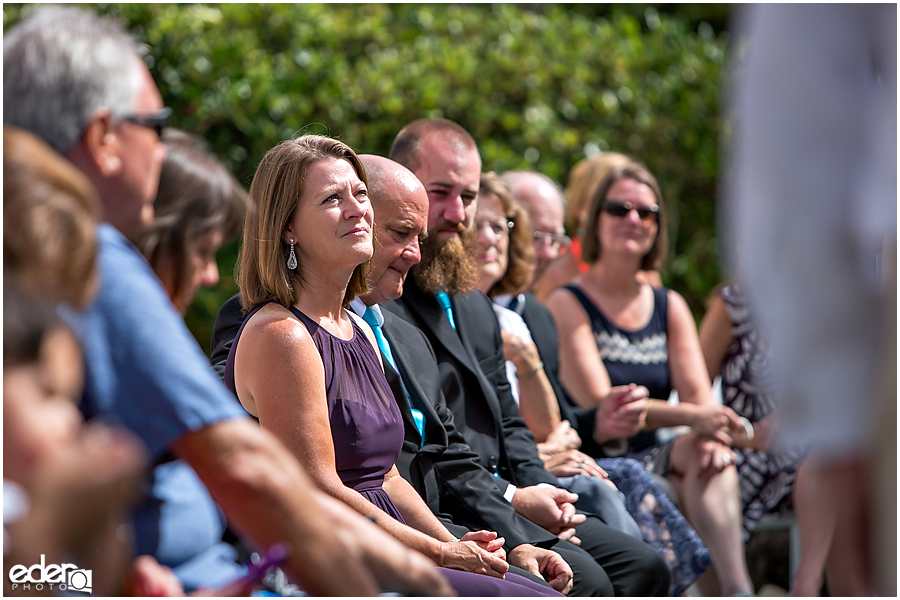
left=81, top=109, right=123, bottom=177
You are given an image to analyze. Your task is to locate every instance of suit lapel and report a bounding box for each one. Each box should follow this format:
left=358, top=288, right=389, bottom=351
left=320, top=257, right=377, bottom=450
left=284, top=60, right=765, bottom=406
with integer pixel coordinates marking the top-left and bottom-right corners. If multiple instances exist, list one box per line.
left=381, top=359, right=424, bottom=445
left=401, top=279, right=480, bottom=375
left=381, top=309, right=448, bottom=447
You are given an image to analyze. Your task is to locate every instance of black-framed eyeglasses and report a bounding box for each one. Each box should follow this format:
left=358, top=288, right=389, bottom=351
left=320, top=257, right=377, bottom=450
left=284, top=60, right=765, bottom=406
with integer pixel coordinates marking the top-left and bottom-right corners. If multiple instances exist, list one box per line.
left=532, top=230, right=571, bottom=250
left=475, top=218, right=514, bottom=238
left=120, top=107, right=172, bottom=138
left=600, top=200, right=660, bottom=222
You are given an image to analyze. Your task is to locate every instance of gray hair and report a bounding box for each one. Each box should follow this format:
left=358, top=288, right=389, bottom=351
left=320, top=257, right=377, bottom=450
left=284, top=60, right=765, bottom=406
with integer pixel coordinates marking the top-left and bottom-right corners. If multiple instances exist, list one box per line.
left=3, top=7, right=146, bottom=154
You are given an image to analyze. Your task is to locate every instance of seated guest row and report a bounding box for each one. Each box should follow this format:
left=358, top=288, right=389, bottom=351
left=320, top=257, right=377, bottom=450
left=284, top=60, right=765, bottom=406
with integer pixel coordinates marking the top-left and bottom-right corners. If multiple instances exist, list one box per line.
left=5, top=5, right=821, bottom=596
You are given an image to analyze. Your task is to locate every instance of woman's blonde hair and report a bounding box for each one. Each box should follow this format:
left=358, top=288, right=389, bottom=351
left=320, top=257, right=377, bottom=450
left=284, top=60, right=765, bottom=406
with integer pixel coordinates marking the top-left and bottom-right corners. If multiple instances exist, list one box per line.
left=479, top=172, right=536, bottom=298
left=564, top=152, right=631, bottom=234
left=237, top=135, right=371, bottom=312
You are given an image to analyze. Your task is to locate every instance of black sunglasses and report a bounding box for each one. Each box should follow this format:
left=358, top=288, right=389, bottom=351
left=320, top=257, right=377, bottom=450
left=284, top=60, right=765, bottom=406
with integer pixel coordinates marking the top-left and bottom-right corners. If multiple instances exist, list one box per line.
left=600, top=200, right=660, bottom=221
left=120, top=107, right=172, bottom=138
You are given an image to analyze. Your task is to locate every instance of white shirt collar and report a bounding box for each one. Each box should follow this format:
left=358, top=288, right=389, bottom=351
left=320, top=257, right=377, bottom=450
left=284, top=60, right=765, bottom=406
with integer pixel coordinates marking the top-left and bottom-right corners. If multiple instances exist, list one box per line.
left=349, top=297, right=384, bottom=326
left=493, top=293, right=526, bottom=315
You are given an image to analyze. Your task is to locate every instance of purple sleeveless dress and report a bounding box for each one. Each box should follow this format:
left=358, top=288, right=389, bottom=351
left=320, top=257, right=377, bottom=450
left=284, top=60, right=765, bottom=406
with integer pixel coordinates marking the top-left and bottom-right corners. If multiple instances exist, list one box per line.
left=226, top=301, right=561, bottom=597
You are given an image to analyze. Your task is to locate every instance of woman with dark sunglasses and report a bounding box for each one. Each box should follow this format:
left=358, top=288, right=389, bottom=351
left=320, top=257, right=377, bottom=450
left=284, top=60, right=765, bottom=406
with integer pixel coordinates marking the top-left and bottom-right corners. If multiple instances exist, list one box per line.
left=545, top=162, right=755, bottom=596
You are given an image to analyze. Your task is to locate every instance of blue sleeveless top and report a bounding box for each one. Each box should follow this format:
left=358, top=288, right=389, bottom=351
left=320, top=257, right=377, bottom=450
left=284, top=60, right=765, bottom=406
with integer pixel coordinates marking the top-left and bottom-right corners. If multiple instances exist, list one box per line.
left=562, top=285, right=672, bottom=452
left=225, top=301, right=405, bottom=521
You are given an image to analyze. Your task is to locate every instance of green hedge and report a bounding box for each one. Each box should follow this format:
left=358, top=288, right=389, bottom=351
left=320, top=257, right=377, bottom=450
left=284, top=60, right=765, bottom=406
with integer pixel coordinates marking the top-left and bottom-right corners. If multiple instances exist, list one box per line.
left=4, top=3, right=730, bottom=351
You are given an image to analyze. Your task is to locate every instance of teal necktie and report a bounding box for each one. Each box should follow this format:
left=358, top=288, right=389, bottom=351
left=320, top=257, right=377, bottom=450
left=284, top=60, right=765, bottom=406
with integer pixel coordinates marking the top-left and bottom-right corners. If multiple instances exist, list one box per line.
left=362, top=306, right=426, bottom=445
left=435, top=291, right=456, bottom=330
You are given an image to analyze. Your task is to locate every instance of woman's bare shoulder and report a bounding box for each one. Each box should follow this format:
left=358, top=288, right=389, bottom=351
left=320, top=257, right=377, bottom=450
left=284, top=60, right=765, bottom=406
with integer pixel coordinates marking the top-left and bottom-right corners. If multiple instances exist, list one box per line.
left=241, top=303, right=314, bottom=353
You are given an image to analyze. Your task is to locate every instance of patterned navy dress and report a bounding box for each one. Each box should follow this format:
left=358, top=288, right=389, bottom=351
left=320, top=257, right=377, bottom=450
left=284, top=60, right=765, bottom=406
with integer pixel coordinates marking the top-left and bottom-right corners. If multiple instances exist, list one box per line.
left=719, top=284, right=807, bottom=540
left=562, top=284, right=712, bottom=595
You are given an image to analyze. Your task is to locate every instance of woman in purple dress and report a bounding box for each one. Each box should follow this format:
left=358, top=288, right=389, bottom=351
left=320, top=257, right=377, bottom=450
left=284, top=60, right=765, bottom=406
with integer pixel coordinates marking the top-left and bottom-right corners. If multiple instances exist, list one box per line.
left=225, top=135, right=563, bottom=596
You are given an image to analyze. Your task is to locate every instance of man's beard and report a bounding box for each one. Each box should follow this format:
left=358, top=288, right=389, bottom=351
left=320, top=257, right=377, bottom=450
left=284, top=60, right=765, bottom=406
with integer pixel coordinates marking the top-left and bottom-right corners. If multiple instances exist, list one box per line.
left=413, top=222, right=478, bottom=296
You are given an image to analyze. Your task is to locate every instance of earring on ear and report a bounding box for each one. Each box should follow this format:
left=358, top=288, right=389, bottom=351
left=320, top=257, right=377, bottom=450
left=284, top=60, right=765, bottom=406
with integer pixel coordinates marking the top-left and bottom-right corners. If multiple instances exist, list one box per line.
left=287, top=239, right=298, bottom=270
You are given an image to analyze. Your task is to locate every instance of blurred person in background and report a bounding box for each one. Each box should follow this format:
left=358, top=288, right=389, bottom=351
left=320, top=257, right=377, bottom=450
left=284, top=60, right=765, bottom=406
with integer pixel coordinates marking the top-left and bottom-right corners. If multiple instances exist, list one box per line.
left=3, top=126, right=182, bottom=596
left=726, top=4, right=896, bottom=595
left=3, top=7, right=449, bottom=595
left=131, top=128, right=246, bottom=314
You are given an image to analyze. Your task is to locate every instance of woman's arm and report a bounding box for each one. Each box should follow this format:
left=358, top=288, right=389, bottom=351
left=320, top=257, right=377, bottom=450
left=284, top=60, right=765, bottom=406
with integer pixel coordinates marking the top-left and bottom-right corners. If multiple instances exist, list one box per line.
left=698, top=293, right=734, bottom=381
left=644, top=291, right=743, bottom=441
left=238, top=308, right=508, bottom=578
left=544, top=287, right=612, bottom=410
left=500, top=330, right=560, bottom=442
left=383, top=466, right=508, bottom=568
left=234, top=310, right=444, bottom=563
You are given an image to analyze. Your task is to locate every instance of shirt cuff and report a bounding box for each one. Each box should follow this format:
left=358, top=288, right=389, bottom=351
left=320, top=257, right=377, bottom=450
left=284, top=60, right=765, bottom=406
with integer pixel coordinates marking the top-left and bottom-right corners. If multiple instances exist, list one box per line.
left=503, top=484, right=517, bottom=502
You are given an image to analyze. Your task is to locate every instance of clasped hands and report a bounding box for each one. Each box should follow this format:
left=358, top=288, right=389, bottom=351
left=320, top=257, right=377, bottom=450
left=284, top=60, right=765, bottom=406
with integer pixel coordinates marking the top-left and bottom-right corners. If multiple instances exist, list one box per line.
left=442, top=527, right=575, bottom=594
left=593, top=383, right=650, bottom=444
left=511, top=485, right=585, bottom=546
left=439, top=530, right=508, bottom=578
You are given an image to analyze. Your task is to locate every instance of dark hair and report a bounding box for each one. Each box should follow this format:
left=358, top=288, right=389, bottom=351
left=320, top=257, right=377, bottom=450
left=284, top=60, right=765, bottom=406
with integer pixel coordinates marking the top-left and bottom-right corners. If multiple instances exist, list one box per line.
left=131, top=128, right=247, bottom=308
left=582, top=162, right=668, bottom=271
left=237, top=135, right=371, bottom=312
left=3, top=125, right=100, bottom=309
left=389, top=118, right=479, bottom=172
left=479, top=172, right=536, bottom=297
left=3, top=279, right=64, bottom=369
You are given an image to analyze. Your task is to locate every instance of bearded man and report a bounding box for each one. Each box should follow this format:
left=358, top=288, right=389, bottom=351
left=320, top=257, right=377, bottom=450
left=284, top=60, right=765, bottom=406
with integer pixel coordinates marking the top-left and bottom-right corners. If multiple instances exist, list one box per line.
left=383, top=119, right=669, bottom=597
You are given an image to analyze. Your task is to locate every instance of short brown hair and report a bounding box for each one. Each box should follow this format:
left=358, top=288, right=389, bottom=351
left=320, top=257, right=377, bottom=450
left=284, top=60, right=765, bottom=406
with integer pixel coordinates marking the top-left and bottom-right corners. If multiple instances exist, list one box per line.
left=237, top=135, right=371, bottom=312
left=3, top=125, right=100, bottom=309
left=479, top=172, right=536, bottom=298
left=564, top=152, right=631, bottom=234
left=581, top=162, right=667, bottom=271
left=389, top=118, right=479, bottom=172
left=132, top=128, right=247, bottom=308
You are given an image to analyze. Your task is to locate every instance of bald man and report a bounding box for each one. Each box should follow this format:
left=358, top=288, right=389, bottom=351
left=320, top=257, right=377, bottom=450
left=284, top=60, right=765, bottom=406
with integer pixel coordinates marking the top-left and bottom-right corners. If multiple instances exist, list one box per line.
left=501, top=171, right=571, bottom=295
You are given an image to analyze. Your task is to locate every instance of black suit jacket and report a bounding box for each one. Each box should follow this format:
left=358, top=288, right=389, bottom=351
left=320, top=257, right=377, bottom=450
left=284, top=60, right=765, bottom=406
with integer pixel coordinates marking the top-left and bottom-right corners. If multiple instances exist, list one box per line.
left=380, top=309, right=557, bottom=550
left=518, top=293, right=612, bottom=458
left=210, top=293, right=243, bottom=380
left=209, top=293, right=556, bottom=550
left=384, top=279, right=558, bottom=490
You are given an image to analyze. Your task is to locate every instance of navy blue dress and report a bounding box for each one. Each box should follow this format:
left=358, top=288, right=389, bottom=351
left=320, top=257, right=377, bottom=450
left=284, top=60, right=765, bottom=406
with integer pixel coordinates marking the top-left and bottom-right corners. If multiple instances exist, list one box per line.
left=227, top=301, right=560, bottom=596
left=562, top=285, right=712, bottom=595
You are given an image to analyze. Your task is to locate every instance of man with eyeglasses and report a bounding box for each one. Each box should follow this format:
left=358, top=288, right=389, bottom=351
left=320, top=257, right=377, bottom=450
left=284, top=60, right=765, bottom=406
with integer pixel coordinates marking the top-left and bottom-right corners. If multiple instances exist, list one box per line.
left=501, top=171, right=572, bottom=295
left=2, top=7, right=449, bottom=596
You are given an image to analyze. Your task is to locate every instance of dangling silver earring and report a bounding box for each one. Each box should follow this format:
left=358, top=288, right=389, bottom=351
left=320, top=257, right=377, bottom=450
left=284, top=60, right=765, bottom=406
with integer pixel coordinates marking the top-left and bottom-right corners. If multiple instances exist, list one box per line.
left=287, top=239, right=297, bottom=270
